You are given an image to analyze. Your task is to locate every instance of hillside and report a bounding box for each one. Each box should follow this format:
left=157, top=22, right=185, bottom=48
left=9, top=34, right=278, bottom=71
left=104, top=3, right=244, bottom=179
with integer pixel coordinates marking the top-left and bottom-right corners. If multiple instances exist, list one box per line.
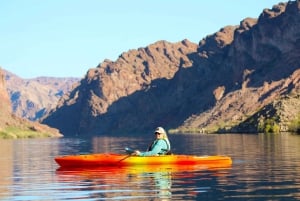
left=42, top=1, right=300, bottom=136
left=4, top=70, right=80, bottom=121
left=0, top=68, right=63, bottom=138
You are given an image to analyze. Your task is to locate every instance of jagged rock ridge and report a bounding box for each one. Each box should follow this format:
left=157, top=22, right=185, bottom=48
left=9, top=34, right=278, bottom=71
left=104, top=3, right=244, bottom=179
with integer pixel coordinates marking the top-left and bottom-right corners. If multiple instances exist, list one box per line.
left=43, top=1, right=300, bottom=135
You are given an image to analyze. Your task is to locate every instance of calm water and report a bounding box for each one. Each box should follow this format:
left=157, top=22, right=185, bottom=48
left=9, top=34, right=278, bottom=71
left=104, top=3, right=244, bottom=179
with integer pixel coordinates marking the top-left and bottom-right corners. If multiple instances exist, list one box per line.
left=0, top=133, right=299, bottom=201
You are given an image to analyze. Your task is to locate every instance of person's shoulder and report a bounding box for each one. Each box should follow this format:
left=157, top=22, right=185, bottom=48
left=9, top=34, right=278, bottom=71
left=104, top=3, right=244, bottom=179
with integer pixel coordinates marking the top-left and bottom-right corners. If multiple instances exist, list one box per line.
left=157, top=139, right=169, bottom=145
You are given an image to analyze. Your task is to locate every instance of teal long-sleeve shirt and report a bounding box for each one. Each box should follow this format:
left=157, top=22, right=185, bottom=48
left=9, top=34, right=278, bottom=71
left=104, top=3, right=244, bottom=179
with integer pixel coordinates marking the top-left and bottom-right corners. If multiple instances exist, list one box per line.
left=138, top=139, right=170, bottom=156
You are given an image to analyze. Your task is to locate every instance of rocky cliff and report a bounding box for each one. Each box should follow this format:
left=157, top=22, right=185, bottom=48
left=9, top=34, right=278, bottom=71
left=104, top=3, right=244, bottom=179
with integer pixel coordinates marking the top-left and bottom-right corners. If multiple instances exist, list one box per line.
left=4, top=70, right=80, bottom=121
left=42, top=1, right=300, bottom=135
left=0, top=69, right=12, bottom=121
left=0, top=68, right=63, bottom=138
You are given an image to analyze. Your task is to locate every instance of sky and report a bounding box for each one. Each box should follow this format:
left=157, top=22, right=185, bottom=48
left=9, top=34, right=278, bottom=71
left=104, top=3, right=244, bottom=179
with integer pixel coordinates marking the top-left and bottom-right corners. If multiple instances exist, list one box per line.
left=0, top=0, right=282, bottom=79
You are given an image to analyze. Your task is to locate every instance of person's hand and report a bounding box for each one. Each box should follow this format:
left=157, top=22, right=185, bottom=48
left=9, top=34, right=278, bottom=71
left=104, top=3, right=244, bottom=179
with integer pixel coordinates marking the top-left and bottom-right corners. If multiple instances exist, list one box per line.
left=131, top=150, right=140, bottom=156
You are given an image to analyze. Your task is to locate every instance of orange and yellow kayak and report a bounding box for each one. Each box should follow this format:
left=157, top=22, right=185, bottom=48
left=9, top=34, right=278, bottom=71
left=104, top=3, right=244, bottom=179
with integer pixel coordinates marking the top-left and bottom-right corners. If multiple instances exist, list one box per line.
left=55, top=153, right=232, bottom=168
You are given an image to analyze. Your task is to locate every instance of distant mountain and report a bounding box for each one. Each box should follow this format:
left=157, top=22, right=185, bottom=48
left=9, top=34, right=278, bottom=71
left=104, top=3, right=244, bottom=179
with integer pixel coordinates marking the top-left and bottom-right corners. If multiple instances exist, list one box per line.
left=4, top=70, right=80, bottom=121
left=0, top=68, right=63, bottom=138
left=42, top=1, right=300, bottom=136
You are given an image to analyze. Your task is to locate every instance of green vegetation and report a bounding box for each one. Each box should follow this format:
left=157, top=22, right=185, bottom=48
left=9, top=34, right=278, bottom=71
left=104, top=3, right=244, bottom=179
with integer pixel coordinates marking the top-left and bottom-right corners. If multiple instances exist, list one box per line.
left=0, top=126, right=53, bottom=139
left=288, top=113, right=300, bottom=134
left=168, top=119, right=240, bottom=134
left=258, top=118, right=280, bottom=133
left=168, top=127, right=207, bottom=134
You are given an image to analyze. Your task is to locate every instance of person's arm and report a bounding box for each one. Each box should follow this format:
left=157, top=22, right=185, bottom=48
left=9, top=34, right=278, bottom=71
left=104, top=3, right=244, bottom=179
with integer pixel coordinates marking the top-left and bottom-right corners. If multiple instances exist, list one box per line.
left=138, top=140, right=166, bottom=156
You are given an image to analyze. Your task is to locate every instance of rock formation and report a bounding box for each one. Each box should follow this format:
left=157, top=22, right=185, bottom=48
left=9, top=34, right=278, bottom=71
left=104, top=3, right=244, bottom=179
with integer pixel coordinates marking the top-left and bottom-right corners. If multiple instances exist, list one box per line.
left=0, top=68, right=63, bottom=138
left=4, top=70, right=80, bottom=121
left=42, top=1, right=300, bottom=135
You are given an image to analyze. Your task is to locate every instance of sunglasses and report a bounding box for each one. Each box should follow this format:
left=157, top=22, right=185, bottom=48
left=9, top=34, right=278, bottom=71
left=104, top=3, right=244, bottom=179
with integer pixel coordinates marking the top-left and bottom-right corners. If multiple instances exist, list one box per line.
left=155, top=132, right=161, bottom=135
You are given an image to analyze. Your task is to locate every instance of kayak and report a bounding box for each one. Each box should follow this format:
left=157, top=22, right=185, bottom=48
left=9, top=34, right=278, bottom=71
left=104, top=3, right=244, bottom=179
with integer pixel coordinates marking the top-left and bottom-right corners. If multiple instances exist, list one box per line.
left=55, top=154, right=232, bottom=168
left=54, top=153, right=232, bottom=168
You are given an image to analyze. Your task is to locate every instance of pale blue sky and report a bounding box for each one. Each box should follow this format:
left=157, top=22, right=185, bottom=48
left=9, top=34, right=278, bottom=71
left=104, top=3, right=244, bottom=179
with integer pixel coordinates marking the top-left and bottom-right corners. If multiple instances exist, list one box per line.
left=1, top=0, right=282, bottom=78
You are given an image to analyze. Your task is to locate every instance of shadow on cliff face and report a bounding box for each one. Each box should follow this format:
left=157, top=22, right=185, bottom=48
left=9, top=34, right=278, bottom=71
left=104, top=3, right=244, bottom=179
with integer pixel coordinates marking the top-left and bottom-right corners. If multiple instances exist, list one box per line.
left=80, top=51, right=237, bottom=135
left=86, top=70, right=215, bottom=135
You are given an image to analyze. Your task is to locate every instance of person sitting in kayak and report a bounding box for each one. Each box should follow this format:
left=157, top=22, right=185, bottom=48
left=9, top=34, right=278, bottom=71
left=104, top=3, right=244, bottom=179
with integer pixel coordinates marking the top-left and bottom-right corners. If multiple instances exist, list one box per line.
left=133, top=127, right=171, bottom=156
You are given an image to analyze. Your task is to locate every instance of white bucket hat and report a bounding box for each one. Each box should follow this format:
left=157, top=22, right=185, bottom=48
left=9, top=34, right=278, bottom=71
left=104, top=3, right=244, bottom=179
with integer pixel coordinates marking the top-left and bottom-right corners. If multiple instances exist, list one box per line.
left=154, top=127, right=166, bottom=134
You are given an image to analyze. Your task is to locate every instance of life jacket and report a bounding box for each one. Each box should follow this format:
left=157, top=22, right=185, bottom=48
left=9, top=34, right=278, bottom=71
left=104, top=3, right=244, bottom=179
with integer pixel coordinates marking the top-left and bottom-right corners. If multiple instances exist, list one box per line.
left=147, top=138, right=171, bottom=155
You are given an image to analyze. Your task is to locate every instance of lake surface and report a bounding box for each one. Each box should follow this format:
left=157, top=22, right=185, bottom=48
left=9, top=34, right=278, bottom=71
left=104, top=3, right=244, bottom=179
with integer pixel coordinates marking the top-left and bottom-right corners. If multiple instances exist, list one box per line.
left=0, top=133, right=299, bottom=200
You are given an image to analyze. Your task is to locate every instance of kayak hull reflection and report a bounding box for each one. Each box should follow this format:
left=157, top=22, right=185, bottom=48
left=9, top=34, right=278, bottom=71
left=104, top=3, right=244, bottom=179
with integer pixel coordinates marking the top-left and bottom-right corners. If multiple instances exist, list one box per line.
left=55, top=153, right=232, bottom=168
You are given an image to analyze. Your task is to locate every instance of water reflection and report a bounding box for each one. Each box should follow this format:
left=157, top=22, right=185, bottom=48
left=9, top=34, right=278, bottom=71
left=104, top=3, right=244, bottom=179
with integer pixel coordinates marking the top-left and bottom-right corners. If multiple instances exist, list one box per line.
left=56, top=164, right=231, bottom=200
left=0, top=133, right=299, bottom=200
left=0, top=140, right=13, bottom=200
left=0, top=138, right=62, bottom=200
